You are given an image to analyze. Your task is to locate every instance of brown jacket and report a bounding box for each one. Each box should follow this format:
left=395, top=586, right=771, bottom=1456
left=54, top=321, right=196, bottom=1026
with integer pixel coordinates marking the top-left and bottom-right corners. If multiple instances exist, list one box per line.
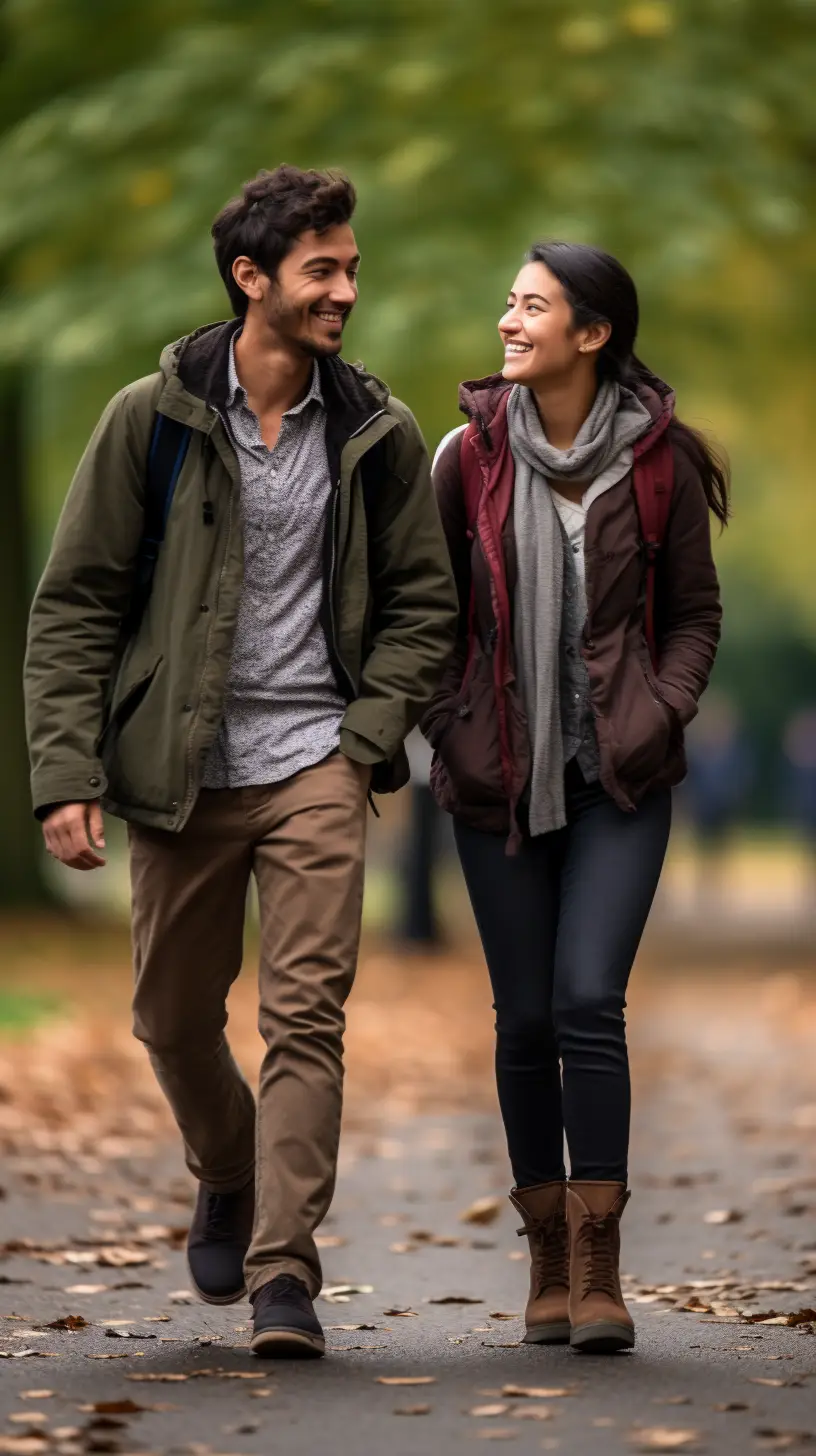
left=421, top=373, right=722, bottom=839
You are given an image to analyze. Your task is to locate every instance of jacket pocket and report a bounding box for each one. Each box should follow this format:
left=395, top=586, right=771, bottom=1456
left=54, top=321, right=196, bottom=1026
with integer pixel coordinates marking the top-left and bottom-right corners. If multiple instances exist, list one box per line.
left=98, top=655, right=163, bottom=758
left=435, top=652, right=505, bottom=808
left=609, top=653, right=675, bottom=787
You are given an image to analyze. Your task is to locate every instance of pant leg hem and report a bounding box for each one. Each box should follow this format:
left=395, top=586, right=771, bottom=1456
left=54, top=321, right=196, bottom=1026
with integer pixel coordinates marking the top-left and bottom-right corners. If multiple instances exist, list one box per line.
left=246, top=1261, right=320, bottom=1302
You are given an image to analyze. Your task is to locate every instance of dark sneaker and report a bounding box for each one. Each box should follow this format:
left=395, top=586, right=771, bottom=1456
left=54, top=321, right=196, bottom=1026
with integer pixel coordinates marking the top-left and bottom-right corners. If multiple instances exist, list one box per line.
left=187, top=1179, right=254, bottom=1305
left=250, top=1274, right=325, bottom=1358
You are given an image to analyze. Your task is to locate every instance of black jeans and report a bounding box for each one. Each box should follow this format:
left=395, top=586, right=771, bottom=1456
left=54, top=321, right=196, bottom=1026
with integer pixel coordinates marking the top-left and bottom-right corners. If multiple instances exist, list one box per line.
left=454, top=765, right=671, bottom=1187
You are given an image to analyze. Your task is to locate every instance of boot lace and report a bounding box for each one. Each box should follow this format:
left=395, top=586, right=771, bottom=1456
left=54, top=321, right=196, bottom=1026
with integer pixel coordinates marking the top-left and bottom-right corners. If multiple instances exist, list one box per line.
left=579, top=1215, right=620, bottom=1299
left=203, top=1190, right=242, bottom=1242
left=517, top=1210, right=570, bottom=1293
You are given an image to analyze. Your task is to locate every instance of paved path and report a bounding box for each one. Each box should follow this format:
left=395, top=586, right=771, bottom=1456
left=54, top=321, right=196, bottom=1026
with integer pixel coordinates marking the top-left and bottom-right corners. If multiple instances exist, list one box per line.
left=2, top=965, right=816, bottom=1454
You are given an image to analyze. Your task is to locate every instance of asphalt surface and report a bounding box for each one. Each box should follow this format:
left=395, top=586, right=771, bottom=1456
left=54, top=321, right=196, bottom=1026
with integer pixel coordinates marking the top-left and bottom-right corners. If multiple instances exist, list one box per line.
left=2, top=977, right=816, bottom=1455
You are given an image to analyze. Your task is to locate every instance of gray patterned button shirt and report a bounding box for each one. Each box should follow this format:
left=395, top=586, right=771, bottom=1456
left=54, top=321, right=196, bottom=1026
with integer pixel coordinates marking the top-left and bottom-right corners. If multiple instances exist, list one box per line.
left=201, top=337, right=346, bottom=789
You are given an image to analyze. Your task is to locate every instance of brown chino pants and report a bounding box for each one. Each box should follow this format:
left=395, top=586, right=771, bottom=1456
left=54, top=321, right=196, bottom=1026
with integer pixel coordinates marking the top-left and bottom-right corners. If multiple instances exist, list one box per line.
left=129, top=752, right=369, bottom=1299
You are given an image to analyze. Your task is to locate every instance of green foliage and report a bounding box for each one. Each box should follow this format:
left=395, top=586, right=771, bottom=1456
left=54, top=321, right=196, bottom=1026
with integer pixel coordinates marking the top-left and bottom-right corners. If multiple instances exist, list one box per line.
left=2, top=0, right=816, bottom=647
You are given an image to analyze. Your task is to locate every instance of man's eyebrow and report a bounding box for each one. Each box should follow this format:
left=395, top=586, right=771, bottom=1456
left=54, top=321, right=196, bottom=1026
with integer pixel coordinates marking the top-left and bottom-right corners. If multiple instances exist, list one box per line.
left=302, top=253, right=361, bottom=268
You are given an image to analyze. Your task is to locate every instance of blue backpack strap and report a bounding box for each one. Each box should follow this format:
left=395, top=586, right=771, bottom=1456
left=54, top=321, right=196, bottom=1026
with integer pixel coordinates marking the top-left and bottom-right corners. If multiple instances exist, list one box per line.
left=125, top=412, right=192, bottom=634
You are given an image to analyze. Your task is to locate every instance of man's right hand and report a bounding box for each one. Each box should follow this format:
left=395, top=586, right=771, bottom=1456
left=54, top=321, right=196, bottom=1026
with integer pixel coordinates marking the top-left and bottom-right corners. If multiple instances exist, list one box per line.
left=43, top=801, right=107, bottom=870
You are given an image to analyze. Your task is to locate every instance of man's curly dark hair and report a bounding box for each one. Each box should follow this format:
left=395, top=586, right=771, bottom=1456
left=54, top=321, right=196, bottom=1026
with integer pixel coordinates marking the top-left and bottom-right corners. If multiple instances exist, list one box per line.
left=212, top=165, right=357, bottom=316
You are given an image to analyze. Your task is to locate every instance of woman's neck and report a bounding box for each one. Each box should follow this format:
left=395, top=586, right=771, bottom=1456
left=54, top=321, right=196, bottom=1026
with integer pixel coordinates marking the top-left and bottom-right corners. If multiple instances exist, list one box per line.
left=531, top=370, right=599, bottom=451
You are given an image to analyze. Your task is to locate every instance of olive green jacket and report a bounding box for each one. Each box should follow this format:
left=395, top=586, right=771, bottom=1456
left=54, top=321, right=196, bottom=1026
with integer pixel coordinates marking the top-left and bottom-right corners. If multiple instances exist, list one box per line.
left=25, top=319, right=458, bottom=831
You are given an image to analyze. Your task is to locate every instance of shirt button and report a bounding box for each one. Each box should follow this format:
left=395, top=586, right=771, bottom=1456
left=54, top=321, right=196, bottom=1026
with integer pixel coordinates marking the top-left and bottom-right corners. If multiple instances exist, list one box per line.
left=574, top=692, right=581, bottom=701
left=572, top=544, right=580, bottom=553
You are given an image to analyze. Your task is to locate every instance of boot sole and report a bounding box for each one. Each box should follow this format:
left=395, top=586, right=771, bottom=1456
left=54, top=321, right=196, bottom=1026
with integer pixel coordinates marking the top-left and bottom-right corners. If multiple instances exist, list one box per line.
left=523, top=1321, right=571, bottom=1345
left=250, top=1327, right=325, bottom=1359
left=570, top=1320, right=635, bottom=1353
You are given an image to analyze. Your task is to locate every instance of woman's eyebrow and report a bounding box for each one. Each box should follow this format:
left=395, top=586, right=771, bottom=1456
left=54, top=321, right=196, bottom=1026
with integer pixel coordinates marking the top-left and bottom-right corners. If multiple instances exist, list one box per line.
left=522, top=292, right=550, bottom=305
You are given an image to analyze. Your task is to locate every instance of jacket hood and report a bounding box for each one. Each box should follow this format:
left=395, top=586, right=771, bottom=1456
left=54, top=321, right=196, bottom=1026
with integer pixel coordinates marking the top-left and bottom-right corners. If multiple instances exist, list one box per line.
left=458, top=366, right=676, bottom=454
left=159, top=318, right=391, bottom=419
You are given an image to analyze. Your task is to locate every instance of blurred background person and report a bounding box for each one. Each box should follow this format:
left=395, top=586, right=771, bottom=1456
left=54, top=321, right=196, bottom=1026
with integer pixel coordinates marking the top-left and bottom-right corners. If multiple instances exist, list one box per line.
left=781, top=708, right=816, bottom=883
left=681, top=690, right=754, bottom=907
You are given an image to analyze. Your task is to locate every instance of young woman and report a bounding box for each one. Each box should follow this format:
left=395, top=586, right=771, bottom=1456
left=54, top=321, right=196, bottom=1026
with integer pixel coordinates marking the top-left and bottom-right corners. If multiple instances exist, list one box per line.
left=422, top=242, right=728, bottom=1354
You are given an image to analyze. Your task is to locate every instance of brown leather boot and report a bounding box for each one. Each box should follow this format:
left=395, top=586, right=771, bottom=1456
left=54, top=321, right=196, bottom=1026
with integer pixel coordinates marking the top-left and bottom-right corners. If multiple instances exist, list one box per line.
left=567, top=1181, right=635, bottom=1352
left=509, top=1181, right=570, bottom=1344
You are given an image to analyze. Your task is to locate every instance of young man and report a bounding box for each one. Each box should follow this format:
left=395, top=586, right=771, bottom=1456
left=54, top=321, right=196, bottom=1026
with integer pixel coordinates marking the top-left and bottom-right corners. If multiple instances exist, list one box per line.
left=24, top=166, right=457, bottom=1359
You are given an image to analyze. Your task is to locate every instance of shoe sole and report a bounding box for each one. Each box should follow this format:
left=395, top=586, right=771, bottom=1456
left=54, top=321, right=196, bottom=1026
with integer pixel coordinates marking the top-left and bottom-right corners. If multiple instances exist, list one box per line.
left=523, top=1321, right=571, bottom=1345
left=570, top=1320, right=635, bottom=1353
left=187, top=1260, right=247, bottom=1307
left=250, top=1327, right=325, bottom=1359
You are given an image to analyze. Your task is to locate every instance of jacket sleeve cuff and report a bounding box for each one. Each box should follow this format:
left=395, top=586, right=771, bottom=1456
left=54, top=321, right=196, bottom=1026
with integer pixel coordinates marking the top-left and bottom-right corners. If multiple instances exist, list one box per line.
left=31, top=766, right=108, bottom=820
left=338, top=726, right=388, bottom=766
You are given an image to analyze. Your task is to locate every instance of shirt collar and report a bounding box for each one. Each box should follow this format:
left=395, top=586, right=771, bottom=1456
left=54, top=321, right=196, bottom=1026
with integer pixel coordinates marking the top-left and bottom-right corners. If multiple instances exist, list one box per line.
left=227, top=328, right=324, bottom=414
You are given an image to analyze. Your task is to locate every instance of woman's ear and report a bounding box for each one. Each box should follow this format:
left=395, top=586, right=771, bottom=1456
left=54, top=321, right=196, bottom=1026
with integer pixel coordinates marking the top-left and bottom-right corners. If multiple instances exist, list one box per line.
left=578, top=320, right=612, bottom=356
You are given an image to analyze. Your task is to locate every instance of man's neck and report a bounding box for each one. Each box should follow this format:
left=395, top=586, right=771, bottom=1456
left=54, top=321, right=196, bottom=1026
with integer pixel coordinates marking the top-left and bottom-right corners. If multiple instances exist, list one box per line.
left=531, top=369, right=597, bottom=451
left=233, top=315, right=315, bottom=417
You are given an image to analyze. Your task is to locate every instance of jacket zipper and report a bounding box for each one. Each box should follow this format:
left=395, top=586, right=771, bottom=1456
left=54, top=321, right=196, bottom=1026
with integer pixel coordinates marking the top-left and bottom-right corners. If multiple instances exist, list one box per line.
left=327, top=407, right=387, bottom=702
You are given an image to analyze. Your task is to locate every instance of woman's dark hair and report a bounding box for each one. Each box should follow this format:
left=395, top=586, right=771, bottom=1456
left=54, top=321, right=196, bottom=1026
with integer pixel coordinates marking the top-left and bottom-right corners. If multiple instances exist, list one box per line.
left=212, top=165, right=357, bottom=317
left=526, top=241, right=730, bottom=525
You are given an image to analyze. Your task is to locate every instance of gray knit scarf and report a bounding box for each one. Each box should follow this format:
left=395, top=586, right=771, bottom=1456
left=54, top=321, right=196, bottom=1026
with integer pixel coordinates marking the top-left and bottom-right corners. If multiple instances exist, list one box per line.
left=507, top=379, right=652, bottom=835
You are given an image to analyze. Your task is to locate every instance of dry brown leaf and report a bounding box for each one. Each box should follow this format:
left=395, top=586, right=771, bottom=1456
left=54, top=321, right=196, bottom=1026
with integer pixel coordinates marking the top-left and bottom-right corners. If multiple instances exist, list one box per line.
left=459, top=1197, right=502, bottom=1226
left=7, top=1419, right=47, bottom=1428
left=489, top=1312, right=520, bottom=1320
left=654, top=1398, right=692, bottom=1407
left=713, top=1402, right=749, bottom=1412
left=78, top=1401, right=154, bottom=1415
left=0, top=1440, right=49, bottom=1454
left=501, top=1385, right=576, bottom=1399
left=470, top=1405, right=509, bottom=1418
left=44, top=1314, right=89, bottom=1331
left=86, top=1352, right=131, bottom=1359
left=383, top=1308, right=418, bottom=1317
left=512, top=1407, right=553, bottom=1421
left=314, top=1234, right=346, bottom=1249
left=428, top=1295, right=483, bottom=1305
left=749, top=1378, right=789, bottom=1388
left=127, top=1372, right=189, bottom=1382
left=63, top=1284, right=107, bottom=1295
left=475, top=1431, right=517, bottom=1443
left=754, top=1428, right=816, bottom=1451
left=703, top=1209, right=744, bottom=1225
left=19, top=1394, right=53, bottom=1402
left=327, top=1323, right=379, bottom=1331
left=376, top=1376, right=437, bottom=1386
left=631, top=1430, right=703, bottom=1452
left=167, top=1289, right=194, bottom=1303
left=393, top=1405, right=431, bottom=1416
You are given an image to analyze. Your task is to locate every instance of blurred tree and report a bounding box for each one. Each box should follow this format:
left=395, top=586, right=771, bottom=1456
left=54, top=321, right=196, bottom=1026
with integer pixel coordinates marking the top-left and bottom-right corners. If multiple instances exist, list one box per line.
left=1, top=0, right=815, bottom=896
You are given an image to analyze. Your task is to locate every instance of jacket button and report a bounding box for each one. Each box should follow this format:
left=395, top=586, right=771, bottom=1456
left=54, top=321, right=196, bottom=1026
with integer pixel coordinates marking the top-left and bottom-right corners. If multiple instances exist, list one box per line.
left=200, top=604, right=209, bottom=613
left=585, top=637, right=595, bottom=650
left=88, top=776, right=100, bottom=788
left=182, top=703, right=193, bottom=713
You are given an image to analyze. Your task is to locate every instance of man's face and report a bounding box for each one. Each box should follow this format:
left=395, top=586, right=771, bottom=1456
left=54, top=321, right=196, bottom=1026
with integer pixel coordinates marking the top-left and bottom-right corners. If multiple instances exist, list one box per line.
left=240, top=224, right=360, bottom=357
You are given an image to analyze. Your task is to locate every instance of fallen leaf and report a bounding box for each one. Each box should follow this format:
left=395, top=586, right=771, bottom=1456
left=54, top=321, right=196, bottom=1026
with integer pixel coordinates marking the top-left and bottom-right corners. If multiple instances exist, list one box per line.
left=63, top=1285, right=108, bottom=1295
left=470, top=1405, right=510, bottom=1417
left=19, top=1395, right=53, bottom=1402
left=714, top=1403, right=749, bottom=1412
left=750, top=1378, right=788, bottom=1388
left=475, top=1431, right=517, bottom=1442
left=427, top=1295, right=483, bottom=1305
left=501, top=1385, right=576, bottom=1399
left=460, top=1197, right=502, bottom=1226
left=314, top=1234, right=347, bottom=1248
left=630, top=1430, right=703, bottom=1452
left=654, top=1398, right=692, bottom=1406
left=7, top=1418, right=47, bottom=1428
left=321, top=1283, right=374, bottom=1303
left=703, top=1209, right=744, bottom=1225
left=383, top=1308, right=418, bottom=1317
left=0, top=1440, right=49, bottom=1454
left=512, top=1407, right=553, bottom=1421
left=78, top=1401, right=155, bottom=1415
left=143, top=1316, right=171, bottom=1323
left=44, top=1315, right=89, bottom=1331
left=376, top=1376, right=437, bottom=1387
left=86, top=1353, right=130, bottom=1359
left=754, top=1428, right=816, bottom=1451
left=393, top=1405, right=431, bottom=1416
left=489, top=1312, right=520, bottom=1320
left=327, top=1323, right=379, bottom=1332
left=127, top=1373, right=189, bottom=1382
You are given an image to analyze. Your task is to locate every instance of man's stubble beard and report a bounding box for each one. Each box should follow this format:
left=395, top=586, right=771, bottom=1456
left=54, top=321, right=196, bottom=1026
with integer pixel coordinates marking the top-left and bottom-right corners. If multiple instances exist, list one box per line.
left=265, top=290, right=347, bottom=360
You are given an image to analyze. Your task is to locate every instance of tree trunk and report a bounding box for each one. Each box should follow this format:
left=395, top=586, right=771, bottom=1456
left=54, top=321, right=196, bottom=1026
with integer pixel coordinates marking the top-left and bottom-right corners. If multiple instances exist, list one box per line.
left=0, top=364, right=53, bottom=906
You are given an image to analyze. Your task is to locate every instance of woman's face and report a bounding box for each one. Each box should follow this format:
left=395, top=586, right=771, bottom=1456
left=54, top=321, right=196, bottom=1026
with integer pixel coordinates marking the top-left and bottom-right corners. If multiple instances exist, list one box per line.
left=499, top=262, right=587, bottom=385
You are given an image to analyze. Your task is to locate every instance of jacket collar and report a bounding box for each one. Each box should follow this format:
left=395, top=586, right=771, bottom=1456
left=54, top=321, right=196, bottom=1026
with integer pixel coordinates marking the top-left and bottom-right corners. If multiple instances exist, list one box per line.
left=458, top=368, right=676, bottom=453
left=160, top=318, right=389, bottom=441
